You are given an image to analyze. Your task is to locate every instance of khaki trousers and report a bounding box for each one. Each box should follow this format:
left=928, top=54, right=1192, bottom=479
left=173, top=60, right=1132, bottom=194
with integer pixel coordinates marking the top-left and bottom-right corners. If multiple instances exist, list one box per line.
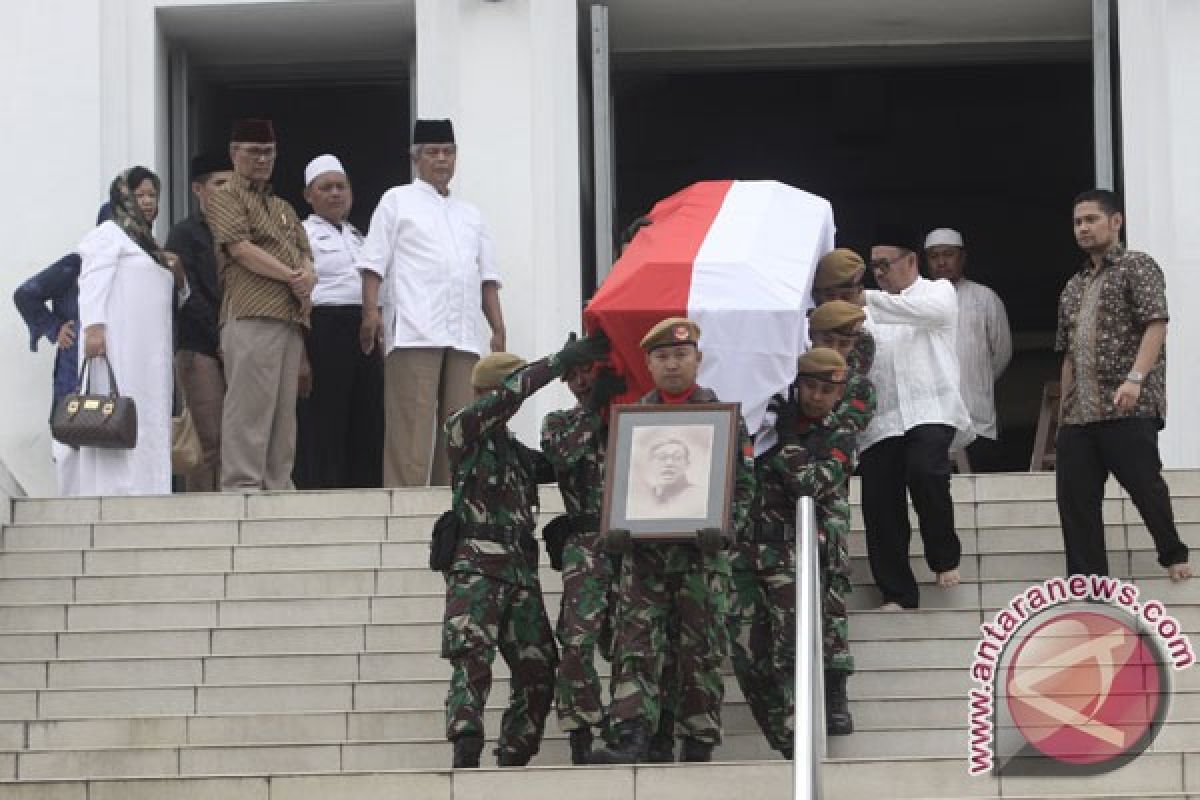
left=220, top=317, right=304, bottom=490
left=383, top=347, right=477, bottom=487
left=175, top=350, right=225, bottom=492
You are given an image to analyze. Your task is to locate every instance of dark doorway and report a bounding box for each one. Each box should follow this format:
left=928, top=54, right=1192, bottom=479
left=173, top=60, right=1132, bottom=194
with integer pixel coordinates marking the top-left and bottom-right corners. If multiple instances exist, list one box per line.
left=194, top=80, right=411, bottom=232
left=612, top=62, right=1094, bottom=470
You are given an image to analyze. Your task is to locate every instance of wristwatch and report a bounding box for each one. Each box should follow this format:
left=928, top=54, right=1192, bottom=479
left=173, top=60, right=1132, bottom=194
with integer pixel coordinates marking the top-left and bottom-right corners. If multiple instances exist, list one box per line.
left=1127, top=370, right=1145, bottom=384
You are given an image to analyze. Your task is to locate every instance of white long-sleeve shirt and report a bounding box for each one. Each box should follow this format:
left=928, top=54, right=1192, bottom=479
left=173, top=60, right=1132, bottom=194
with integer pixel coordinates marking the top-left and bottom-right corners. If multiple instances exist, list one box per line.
left=860, top=276, right=973, bottom=453
left=953, top=278, right=1012, bottom=441
left=356, top=179, right=502, bottom=355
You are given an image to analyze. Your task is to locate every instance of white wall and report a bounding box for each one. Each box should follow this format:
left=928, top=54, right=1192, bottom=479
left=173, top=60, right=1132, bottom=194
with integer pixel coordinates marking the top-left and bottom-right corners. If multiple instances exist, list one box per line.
left=415, top=0, right=583, bottom=446
left=0, top=0, right=169, bottom=495
left=1, top=1, right=106, bottom=494
left=1118, top=0, right=1200, bottom=468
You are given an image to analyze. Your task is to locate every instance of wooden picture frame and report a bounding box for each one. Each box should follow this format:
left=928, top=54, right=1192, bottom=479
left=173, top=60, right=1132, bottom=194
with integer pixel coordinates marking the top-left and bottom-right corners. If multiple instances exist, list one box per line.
left=601, top=403, right=740, bottom=542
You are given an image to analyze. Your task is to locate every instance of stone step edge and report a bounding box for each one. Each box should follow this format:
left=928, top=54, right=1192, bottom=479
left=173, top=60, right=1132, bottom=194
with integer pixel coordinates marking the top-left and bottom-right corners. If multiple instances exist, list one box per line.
left=0, top=760, right=794, bottom=784
left=1, top=732, right=1197, bottom=760
left=2, top=538, right=1184, bottom=558
left=8, top=693, right=1199, bottom=728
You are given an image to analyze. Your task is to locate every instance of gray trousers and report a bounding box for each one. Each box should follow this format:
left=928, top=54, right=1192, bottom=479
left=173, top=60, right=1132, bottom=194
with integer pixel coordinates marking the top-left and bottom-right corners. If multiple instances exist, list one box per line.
left=220, top=317, right=304, bottom=490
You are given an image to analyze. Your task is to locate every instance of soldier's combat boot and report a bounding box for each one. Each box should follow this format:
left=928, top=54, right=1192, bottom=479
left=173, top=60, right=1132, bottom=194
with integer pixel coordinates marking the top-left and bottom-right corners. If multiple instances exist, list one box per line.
left=495, top=745, right=534, bottom=767
left=452, top=733, right=484, bottom=768
left=587, top=720, right=649, bottom=764
left=645, top=732, right=675, bottom=763
left=825, top=671, right=853, bottom=735
left=568, top=728, right=593, bottom=765
left=680, top=737, right=714, bottom=762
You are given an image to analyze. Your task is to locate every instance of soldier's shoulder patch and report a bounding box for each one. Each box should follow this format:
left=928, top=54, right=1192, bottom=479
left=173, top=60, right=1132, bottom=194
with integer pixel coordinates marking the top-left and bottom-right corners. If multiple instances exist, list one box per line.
left=850, top=398, right=866, bottom=411
left=742, top=442, right=754, bottom=459
left=830, top=447, right=849, bottom=464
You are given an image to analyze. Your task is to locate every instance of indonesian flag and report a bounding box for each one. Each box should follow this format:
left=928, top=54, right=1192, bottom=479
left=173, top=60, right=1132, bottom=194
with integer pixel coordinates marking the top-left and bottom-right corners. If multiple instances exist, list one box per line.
left=584, top=179, right=836, bottom=436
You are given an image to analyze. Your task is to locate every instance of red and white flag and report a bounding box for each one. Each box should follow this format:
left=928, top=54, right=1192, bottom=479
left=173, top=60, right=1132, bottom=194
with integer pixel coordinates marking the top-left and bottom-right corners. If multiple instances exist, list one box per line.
left=585, top=179, right=836, bottom=436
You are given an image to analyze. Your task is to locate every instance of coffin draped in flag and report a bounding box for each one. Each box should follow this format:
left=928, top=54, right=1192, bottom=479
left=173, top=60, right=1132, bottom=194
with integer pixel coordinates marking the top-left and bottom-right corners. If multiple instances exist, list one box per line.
left=584, top=179, right=836, bottom=436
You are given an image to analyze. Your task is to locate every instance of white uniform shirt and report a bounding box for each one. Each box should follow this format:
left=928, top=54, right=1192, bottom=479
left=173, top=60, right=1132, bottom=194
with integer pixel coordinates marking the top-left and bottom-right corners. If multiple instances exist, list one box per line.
left=860, top=276, right=973, bottom=453
left=356, top=179, right=502, bottom=355
left=953, top=278, right=1012, bottom=441
left=303, top=214, right=365, bottom=306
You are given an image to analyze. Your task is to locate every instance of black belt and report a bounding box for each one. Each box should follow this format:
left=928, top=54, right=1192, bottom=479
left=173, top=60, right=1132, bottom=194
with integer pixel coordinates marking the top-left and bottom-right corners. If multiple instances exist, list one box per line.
left=751, top=521, right=795, bottom=543
left=570, top=514, right=600, bottom=534
left=461, top=523, right=532, bottom=547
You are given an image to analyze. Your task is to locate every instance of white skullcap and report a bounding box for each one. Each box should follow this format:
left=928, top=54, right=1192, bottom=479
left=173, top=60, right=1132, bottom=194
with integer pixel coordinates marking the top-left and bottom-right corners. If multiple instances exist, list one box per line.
left=924, top=228, right=964, bottom=250
left=304, top=154, right=346, bottom=187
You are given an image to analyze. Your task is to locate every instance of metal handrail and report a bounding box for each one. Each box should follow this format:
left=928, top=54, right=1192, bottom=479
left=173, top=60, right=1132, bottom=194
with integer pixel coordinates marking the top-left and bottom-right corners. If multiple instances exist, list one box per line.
left=795, top=495, right=824, bottom=799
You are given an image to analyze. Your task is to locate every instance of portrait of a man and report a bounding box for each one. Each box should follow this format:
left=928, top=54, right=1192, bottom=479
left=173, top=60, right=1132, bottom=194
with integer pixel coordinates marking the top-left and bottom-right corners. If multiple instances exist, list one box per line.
left=626, top=425, right=713, bottom=520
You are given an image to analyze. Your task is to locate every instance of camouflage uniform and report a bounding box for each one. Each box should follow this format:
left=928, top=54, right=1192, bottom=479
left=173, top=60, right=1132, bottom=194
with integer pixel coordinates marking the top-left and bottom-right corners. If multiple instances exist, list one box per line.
left=606, top=387, right=756, bottom=746
left=844, top=329, right=877, bottom=438
left=441, top=357, right=562, bottom=759
left=730, top=407, right=846, bottom=753
left=540, top=404, right=616, bottom=734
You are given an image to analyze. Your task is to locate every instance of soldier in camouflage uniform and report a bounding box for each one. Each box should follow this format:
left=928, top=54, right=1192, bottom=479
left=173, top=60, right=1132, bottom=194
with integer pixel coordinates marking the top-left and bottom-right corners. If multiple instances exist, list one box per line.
left=441, top=335, right=608, bottom=768
left=589, top=317, right=756, bottom=764
left=785, top=341, right=875, bottom=736
left=540, top=361, right=625, bottom=763
left=809, top=300, right=877, bottom=436
left=729, top=350, right=852, bottom=757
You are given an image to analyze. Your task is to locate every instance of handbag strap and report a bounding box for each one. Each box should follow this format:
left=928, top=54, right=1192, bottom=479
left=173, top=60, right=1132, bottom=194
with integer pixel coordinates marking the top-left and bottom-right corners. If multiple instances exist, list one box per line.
left=77, top=355, right=121, bottom=397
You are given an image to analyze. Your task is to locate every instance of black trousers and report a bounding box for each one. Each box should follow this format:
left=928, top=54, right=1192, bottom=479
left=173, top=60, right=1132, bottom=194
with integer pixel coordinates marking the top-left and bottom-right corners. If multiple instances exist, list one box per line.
left=860, top=424, right=961, bottom=608
left=1055, top=417, right=1188, bottom=576
left=965, top=435, right=1003, bottom=473
left=294, top=305, right=385, bottom=489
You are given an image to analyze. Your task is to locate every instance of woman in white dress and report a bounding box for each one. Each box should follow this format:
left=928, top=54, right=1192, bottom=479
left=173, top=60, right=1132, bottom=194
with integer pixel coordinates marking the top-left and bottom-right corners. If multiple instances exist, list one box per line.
left=76, top=167, right=186, bottom=495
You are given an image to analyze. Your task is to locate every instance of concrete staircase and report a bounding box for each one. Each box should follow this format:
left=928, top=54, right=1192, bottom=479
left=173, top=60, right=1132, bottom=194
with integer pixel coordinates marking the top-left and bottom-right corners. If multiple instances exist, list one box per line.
left=0, top=473, right=1196, bottom=799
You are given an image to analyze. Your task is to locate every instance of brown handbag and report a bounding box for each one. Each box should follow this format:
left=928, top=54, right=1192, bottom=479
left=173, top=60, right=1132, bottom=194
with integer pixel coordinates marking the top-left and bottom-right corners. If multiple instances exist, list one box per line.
left=51, top=356, right=138, bottom=449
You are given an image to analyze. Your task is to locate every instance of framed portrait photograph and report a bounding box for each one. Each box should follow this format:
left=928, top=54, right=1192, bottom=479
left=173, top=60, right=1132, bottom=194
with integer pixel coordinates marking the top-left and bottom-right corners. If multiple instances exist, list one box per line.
left=601, top=403, right=740, bottom=541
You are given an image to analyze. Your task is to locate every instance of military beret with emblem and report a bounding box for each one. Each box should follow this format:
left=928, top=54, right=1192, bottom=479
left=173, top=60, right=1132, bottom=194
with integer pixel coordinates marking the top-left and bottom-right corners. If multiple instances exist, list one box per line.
left=813, top=248, right=866, bottom=289
left=640, top=317, right=701, bottom=352
left=808, top=300, right=866, bottom=333
left=471, top=352, right=527, bottom=390
left=796, top=347, right=849, bottom=384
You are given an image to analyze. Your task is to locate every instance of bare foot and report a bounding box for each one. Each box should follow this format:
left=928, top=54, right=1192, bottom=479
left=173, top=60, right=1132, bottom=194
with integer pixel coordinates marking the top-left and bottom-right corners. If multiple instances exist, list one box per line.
left=879, top=602, right=904, bottom=612
left=1167, top=562, right=1193, bottom=582
left=936, top=569, right=961, bottom=589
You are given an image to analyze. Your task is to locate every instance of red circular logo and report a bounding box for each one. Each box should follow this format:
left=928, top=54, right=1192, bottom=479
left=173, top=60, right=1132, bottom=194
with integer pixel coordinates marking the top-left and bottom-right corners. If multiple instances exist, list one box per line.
left=1005, top=610, right=1162, bottom=766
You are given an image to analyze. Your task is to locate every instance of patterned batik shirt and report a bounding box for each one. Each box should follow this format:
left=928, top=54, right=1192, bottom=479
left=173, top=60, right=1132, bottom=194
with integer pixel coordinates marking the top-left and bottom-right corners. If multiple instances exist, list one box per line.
left=207, top=172, right=313, bottom=327
left=1055, top=246, right=1169, bottom=425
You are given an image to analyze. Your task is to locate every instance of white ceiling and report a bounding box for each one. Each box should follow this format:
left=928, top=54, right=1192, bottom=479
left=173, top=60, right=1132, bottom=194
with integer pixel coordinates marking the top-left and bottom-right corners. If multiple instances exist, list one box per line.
left=158, top=0, right=415, bottom=78
left=157, top=0, right=1093, bottom=80
left=598, top=0, right=1094, bottom=68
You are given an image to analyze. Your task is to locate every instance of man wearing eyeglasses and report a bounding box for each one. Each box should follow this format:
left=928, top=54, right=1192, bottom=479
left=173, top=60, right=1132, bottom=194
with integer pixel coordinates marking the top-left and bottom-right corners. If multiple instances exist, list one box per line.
left=207, top=118, right=316, bottom=490
left=857, top=228, right=972, bottom=610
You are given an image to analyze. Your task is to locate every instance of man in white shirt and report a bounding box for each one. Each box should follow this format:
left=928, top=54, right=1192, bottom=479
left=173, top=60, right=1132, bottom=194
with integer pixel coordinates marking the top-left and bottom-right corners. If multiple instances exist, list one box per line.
left=924, top=228, right=1012, bottom=472
left=859, top=228, right=973, bottom=610
left=357, top=120, right=507, bottom=487
left=294, top=154, right=384, bottom=489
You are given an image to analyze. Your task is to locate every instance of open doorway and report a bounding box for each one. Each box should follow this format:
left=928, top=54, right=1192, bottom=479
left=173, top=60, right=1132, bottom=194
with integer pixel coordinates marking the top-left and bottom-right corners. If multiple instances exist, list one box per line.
left=608, top=60, right=1094, bottom=470
left=160, top=1, right=415, bottom=230
left=190, top=79, right=410, bottom=233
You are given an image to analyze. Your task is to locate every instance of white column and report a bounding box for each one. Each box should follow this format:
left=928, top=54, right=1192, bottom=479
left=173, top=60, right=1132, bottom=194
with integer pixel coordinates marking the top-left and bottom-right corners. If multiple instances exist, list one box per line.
left=0, top=0, right=107, bottom=493
left=415, top=0, right=583, bottom=444
left=1118, top=0, right=1200, bottom=468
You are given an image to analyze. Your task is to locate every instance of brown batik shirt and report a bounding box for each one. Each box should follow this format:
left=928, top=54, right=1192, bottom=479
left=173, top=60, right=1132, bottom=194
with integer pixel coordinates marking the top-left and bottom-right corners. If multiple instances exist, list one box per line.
left=1055, top=245, right=1169, bottom=426
left=207, top=173, right=313, bottom=328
